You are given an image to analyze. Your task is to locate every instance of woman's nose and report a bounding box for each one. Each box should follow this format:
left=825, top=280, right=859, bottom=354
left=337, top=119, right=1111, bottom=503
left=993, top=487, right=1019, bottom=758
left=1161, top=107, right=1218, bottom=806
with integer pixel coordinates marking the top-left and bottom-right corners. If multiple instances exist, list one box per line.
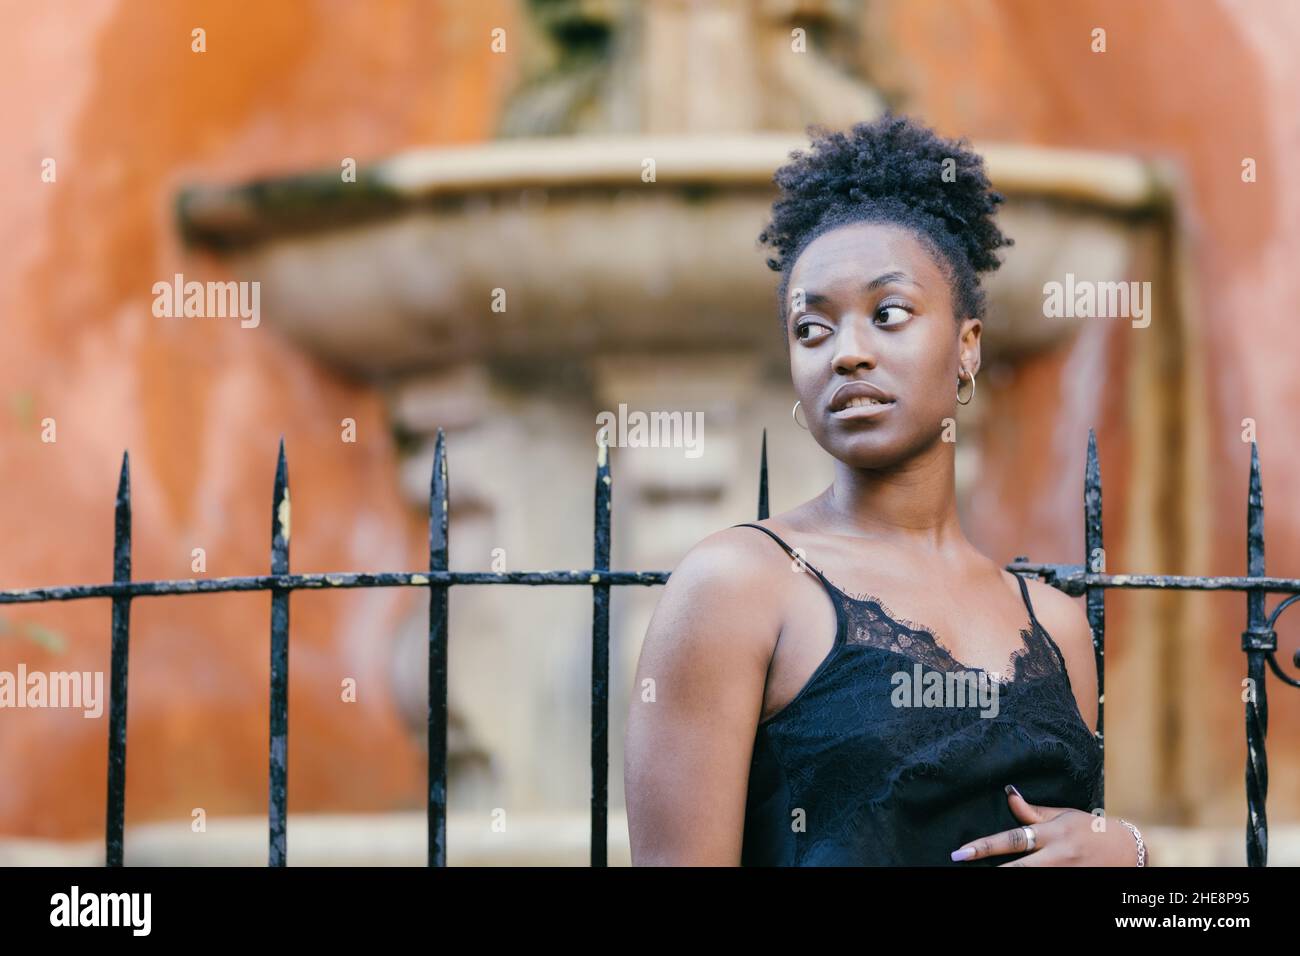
left=831, top=314, right=878, bottom=373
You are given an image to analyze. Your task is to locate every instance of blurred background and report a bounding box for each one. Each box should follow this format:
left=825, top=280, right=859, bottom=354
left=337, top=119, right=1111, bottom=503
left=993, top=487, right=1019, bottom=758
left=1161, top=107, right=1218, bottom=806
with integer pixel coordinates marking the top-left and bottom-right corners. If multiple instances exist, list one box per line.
left=1, top=0, right=1298, bottom=865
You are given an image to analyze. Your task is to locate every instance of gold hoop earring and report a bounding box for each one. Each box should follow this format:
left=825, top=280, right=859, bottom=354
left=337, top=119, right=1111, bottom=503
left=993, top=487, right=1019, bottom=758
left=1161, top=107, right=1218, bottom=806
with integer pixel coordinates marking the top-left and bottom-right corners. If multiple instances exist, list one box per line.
left=957, top=367, right=976, bottom=405
left=792, top=400, right=809, bottom=429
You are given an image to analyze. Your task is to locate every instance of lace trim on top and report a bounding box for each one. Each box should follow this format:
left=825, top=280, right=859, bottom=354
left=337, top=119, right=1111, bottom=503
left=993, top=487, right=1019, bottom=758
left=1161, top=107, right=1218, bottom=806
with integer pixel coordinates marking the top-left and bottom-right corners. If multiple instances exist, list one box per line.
left=730, top=523, right=1096, bottom=739
left=824, top=579, right=1060, bottom=687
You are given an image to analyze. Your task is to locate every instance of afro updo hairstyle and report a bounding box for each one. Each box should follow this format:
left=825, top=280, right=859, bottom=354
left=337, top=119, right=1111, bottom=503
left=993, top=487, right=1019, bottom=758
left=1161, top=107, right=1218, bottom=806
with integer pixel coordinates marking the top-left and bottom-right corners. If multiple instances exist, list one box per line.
left=757, top=113, right=1013, bottom=330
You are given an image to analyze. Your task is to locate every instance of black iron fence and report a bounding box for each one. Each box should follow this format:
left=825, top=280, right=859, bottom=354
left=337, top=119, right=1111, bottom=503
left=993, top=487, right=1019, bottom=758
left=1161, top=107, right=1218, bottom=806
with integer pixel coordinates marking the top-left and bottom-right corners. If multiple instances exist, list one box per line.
left=1, top=428, right=1296, bottom=866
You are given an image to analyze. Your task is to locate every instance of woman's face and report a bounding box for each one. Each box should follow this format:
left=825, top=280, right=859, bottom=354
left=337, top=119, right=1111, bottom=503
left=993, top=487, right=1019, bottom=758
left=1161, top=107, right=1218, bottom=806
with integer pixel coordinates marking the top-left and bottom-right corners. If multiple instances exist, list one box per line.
left=785, top=220, right=981, bottom=469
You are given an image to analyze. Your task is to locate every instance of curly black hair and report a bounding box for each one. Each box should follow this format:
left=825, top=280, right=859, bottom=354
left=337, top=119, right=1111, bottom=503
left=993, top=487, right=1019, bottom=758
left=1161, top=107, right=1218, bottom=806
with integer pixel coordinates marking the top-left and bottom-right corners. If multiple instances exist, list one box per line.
left=757, top=113, right=1012, bottom=327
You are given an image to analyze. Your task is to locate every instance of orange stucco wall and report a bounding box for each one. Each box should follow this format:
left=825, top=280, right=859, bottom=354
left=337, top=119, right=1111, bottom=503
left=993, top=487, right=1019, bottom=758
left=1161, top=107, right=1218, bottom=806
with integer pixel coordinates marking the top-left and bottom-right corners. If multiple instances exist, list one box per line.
left=0, top=0, right=518, bottom=838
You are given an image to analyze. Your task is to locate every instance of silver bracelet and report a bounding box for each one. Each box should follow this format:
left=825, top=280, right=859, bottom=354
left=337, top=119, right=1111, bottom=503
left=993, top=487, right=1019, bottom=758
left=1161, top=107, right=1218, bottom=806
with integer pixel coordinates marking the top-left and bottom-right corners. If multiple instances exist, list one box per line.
left=1118, top=817, right=1146, bottom=866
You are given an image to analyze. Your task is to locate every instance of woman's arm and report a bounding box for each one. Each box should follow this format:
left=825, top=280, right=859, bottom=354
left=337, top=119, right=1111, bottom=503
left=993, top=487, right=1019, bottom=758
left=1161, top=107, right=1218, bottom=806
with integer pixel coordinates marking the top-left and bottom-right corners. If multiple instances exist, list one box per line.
left=624, top=529, right=783, bottom=865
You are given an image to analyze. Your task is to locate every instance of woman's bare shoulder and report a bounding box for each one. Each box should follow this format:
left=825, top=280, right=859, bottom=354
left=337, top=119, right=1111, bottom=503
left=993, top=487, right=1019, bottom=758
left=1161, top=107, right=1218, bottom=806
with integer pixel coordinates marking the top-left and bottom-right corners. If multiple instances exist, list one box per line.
left=643, top=524, right=799, bottom=663
left=661, top=522, right=793, bottom=601
left=1022, top=577, right=1093, bottom=650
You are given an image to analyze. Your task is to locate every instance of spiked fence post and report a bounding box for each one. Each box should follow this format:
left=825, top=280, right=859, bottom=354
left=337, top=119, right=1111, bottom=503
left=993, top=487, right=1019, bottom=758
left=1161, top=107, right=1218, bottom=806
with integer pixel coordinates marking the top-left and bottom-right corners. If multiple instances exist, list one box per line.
left=428, top=429, right=449, bottom=867
left=105, top=452, right=132, bottom=867
left=591, top=436, right=612, bottom=866
left=1083, top=429, right=1106, bottom=808
left=269, top=439, right=290, bottom=866
left=1243, top=442, right=1270, bottom=867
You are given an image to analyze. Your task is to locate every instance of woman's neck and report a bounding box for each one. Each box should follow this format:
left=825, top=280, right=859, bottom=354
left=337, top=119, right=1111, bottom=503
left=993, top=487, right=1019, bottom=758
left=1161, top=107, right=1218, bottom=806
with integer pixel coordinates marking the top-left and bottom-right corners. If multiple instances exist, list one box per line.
left=817, top=440, right=966, bottom=552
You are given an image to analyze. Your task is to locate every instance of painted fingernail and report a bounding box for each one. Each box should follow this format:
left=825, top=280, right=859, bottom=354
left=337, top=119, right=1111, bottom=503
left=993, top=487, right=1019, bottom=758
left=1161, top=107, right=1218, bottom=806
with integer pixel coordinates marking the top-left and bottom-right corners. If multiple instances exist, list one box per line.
left=1005, top=784, right=1022, bottom=799
left=951, top=846, right=976, bottom=861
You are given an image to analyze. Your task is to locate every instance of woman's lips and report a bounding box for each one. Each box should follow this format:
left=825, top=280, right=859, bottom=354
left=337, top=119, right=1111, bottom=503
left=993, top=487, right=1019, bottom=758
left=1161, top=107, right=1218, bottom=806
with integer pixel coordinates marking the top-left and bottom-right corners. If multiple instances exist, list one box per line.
left=829, top=396, right=895, bottom=420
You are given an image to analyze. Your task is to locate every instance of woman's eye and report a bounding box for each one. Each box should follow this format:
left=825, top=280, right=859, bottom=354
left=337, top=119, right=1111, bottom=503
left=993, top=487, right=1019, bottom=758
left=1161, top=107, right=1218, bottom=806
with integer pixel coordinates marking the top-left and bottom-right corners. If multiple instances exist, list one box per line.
left=795, top=321, right=831, bottom=341
left=876, top=305, right=911, bottom=325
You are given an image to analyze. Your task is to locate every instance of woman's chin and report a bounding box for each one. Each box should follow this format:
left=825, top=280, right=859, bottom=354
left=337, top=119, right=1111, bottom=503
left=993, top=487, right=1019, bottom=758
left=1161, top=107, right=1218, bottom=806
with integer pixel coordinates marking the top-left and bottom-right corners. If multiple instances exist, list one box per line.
left=822, top=437, right=909, bottom=470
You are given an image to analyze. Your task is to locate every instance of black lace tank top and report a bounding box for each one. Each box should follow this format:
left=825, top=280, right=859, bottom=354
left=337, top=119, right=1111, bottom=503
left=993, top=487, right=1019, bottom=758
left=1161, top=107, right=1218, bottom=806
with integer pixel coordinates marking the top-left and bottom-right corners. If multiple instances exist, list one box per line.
left=734, top=523, right=1103, bottom=866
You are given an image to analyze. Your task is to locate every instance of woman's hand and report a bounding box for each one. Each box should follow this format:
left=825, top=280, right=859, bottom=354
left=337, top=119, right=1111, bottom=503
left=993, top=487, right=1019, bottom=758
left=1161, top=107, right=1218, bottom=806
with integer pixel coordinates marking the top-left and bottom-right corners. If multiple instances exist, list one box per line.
left=949, top=784, right=1144, bottom=866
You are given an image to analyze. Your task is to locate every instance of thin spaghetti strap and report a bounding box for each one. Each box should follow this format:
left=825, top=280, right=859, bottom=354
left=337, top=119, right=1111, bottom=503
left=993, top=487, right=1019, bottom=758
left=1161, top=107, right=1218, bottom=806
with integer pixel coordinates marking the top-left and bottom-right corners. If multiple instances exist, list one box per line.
left=731, top=523, right=841, bottom=598
left=728, top=520, right=847, bottom=639
left=1013, top=570, right=1073, bottom=674
left=1012, top=571, right=1043, bottom=632
left=732, top=523, right=848, bottom=726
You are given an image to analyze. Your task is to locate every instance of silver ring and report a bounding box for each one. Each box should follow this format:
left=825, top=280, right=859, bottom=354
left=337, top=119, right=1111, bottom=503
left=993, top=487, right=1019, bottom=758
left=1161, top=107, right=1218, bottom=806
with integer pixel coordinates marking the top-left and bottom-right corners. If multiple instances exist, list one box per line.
left=1022, top=825, right=1036, bottom=851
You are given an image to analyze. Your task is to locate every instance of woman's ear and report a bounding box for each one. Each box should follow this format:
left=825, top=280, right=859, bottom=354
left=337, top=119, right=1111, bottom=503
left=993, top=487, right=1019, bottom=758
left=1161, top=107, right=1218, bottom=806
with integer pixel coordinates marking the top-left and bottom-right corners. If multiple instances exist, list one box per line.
left=959, top=318, right=982, bottom=376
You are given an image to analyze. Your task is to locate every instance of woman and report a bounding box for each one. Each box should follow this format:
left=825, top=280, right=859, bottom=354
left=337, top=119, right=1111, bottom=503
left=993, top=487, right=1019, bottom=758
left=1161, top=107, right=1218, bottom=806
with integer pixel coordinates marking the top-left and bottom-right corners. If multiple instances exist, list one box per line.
left=623, top=114, right=1150, bottom=866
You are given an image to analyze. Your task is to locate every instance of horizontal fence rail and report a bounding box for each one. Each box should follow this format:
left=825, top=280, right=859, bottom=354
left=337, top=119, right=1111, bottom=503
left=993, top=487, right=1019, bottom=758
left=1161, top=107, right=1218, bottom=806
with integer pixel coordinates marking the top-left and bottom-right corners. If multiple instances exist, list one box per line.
left=14, top=569, right=1300, bottom=603
left=1, top=428, right=1296, bottom=866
